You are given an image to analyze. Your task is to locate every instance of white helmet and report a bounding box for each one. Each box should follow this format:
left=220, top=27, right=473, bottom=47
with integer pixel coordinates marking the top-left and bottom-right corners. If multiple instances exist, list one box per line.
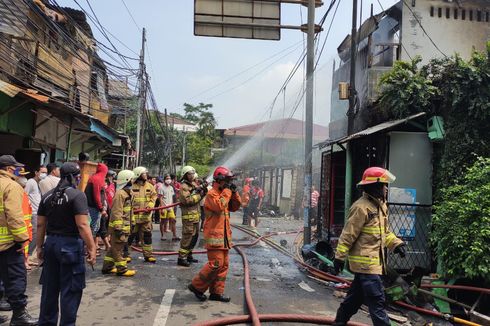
left=133, top=166, right=147, bottom=179
left=116, top=170, right=135, bottom=190
left=181, top=165, right=195, bottom=179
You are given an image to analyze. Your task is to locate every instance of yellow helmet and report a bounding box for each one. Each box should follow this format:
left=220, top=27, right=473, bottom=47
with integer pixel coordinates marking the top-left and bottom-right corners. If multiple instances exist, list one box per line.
left=116, top=170, right=135, bottom=190
left=133, top=166, right=148, bottom=179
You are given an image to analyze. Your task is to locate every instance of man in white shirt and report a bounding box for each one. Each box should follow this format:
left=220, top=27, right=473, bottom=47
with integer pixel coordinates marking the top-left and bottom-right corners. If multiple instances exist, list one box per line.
left=39, top=163, right=60, bottom=195
left=25, top=165, right=47, bottom=253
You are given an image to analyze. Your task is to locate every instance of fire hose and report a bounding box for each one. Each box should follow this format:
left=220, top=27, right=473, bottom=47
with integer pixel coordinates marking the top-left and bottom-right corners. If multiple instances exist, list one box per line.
left=232, top=224, right=486, bottom=326
left=130, top=203, right=487, bottom=325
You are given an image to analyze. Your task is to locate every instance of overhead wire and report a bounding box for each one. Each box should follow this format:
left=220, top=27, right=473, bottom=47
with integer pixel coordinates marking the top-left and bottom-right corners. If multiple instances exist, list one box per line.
left=120, top=0, right=141, bottom=31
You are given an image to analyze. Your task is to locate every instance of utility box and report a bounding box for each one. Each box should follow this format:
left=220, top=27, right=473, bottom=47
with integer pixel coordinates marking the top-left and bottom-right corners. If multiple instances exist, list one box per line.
left=338, top=82, right=349, bottom=100
left=427, top=116, right=445, bottom=142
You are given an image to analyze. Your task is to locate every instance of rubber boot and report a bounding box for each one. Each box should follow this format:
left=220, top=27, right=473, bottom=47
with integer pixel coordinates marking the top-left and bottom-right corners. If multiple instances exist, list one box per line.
left=144, top=257, right=157, bottom=263
left=0, top=292, right=11, bottom=311
left=118, top=270, right=136, bottom=277
left=209, top=294, right=231, bottom=302
left=188, top=284, right=207, bottom=302
left=102, top=267, right=117, bottom=275
left=187, top=255, right=198, bottom=263
left=10, top=307, right=38, bottom=326
left=177, top=258, right=190, bottom=267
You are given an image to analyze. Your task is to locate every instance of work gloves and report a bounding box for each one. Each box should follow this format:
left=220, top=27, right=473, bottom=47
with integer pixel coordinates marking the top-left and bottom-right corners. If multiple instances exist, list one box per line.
left=394, top=243, right=407, bottom=258
left=229, top=183, right=237, bottom=193
left=334, top=258, right=344, bottom=275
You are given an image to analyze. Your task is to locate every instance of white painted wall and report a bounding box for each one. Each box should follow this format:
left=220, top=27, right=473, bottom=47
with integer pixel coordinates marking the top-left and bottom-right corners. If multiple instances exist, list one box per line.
left=401, top=0, right=490, bottom=64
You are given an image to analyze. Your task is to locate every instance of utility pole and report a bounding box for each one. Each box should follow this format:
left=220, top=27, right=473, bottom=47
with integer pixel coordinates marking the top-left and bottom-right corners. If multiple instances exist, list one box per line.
left=136, top=27, right=146, bottom=166
left=303, top=0, right=315, bottom=245
left=182, top=126, right=187, bottom=167
left=164, top=108, right=173, bottom=173
left=344, top=0, right=358, bottom=220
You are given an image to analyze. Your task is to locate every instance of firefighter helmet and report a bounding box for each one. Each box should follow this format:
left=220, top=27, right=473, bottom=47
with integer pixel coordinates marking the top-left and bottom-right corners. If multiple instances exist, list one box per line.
left=116, top=170, right=135, bottom=190
left=213, top=166, right=234, bottom=181
left=358, top=167, right=396, bottom=186
left=181, top=165, right=196, bottom=177
left=245, top=177, right=254, bottom=184
left=133, top=166, right=148, bottom=179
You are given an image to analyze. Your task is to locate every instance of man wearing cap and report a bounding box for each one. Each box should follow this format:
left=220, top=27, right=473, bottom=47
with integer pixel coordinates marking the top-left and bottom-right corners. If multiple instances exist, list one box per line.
left=36, top=162, right=96, bottom=326
left=0, top=155, right=38, bottom=325
left=39, top=163, right=60, bottom=196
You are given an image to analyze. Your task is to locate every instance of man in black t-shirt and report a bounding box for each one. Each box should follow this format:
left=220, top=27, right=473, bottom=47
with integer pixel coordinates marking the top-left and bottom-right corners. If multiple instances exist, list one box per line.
left=36, top=162, right=96, bottom=326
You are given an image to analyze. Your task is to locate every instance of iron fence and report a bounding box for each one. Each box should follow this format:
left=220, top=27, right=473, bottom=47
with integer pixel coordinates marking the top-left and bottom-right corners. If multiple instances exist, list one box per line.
left=387, top=203, right=434, bottom=272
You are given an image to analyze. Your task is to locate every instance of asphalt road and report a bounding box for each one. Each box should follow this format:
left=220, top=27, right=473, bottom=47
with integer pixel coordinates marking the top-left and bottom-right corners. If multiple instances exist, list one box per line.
left=5, top=213, right=372, bottom=326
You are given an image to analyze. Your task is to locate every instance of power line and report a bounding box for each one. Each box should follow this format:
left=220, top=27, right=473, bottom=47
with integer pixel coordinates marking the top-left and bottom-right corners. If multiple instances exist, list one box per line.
left=401, top=0, right=447, bottom=57
left=120, top=0, right=141, bottom=31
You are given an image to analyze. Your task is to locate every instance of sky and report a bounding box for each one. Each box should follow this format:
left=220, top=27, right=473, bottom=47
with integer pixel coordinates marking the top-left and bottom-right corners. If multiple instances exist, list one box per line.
left=57, top=0, right=399, bottom=129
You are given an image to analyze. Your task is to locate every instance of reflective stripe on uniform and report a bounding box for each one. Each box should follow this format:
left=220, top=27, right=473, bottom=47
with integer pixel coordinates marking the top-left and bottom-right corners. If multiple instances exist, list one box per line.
left=348, top=255, right=380, bottom=265
left=123, top=207, right=131, bottom=212
left=109, top=220, right=123, bottom=227
left=337, top=244, right=349, bottom=253
left=104, top=256, right=115, bottom=262
left=0, top=235, right=14, bottom=243
left=204, top=238, right=224, bottom=246
left=115, top=260, right=127, bottom=267
left=142, top=245, right=152, bottom=251
left=386, top=233, right=396, bottom=246
left=10, top=226, right=27, bottom=235
left=122, top=226, right=130, bottom=233
left=361, top=226, right=384, bottom=234
left=182, top=212, right=200, bottom=220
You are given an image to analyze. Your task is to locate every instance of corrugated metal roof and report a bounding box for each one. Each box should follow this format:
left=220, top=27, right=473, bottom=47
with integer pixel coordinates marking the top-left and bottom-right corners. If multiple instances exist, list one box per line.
left=318, top=112, right=426, bottom=149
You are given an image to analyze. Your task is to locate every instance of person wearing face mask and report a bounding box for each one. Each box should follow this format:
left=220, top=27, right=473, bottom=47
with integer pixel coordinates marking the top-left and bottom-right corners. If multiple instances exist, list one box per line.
left=188, top=166, right=241, bottom=302
left=24, top=165, right=47, bottom=255
left=158, top=174, right=178, bottom=241
left=14, top=168, right=34, bottom=271
left=36, top=162, right=96, bottom=326
left=39, top=163, right=60, bottom=196
left=0, top=155, right=38, bottom=325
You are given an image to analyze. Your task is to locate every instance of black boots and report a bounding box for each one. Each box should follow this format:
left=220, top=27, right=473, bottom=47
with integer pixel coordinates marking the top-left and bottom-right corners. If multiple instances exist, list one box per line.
left=188, top=284, right=207, bottom=301
left=0, top=292, right=11, bottom=311
left=187, top=256, right=198, bottom=263
left=10, top=307, right=38, bottom=326
left=177, top=258, right=190, bottom=267
left=209, top=294, right=231, bottom=302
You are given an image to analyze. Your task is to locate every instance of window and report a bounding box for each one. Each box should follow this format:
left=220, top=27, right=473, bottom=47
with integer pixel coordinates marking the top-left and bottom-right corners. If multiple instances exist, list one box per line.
left=469, top=9, right=473, bottom=21
left=462, top=9, right=466, bottom=20
left=486, top=12, right=489, bottom=23
left=430, top=6, right=434, bottom=17
left=454, top=8, right=458, bottom=19
left=438, top=7, right=442, bottom=18
left=446, top=8, right=450, bottom=19
left=477, top=10, right=482, bottom=22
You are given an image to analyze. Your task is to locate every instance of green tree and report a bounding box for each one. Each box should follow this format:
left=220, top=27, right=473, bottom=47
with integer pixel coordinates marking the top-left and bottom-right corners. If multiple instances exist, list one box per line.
left=432, top=157, right=490, bottom=281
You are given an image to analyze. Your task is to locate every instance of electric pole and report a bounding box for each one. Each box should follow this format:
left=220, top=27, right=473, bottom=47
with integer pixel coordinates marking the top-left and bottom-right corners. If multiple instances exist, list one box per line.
left=136, top=27, right=146, bottom=166
left=164, top=108, right=173, bottom=173
left=303, top=0, right=315, bottom=245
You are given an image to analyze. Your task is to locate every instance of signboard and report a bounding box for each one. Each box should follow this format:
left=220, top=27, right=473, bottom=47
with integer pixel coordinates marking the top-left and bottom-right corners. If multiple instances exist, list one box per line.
left=194, top=0, right=281, bottom=40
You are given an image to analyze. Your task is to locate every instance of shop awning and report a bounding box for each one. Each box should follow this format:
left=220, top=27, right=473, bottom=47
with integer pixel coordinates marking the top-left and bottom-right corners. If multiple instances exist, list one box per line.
left=89, top=118, right=122, bottom=146
left=318, top=112, right=426, bottom=149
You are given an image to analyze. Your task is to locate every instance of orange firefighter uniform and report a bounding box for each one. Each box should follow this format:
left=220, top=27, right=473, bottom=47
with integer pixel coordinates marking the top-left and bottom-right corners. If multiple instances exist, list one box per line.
left=132, top=181, right=157, bottom=261
left=191, top=183, right=241, bottom=295
left=21, top=193, right=32, bottom=258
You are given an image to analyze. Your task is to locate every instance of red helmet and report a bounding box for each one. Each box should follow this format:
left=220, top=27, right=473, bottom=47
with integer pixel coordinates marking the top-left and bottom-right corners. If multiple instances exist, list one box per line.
left=213, top=166, right=234, bottom=181
left=358, top=167, right=396, bottom=186
left=244, top=177, right=253, bottom=184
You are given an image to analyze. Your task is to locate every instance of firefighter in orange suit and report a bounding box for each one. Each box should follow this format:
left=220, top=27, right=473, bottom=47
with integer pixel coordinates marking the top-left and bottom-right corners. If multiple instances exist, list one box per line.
left=333, top=167, right=406, bottom=326
left=188, top=166, right=241, bottom=302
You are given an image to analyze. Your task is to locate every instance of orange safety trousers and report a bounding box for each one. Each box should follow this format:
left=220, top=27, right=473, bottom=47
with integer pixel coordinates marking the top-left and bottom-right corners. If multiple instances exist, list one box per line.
left=191, top=249, right=229, bottom=295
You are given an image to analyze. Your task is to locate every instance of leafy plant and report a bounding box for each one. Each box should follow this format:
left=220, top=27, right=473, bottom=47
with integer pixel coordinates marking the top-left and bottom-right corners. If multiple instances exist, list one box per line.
left=432, top=157, right=490, bottom=281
